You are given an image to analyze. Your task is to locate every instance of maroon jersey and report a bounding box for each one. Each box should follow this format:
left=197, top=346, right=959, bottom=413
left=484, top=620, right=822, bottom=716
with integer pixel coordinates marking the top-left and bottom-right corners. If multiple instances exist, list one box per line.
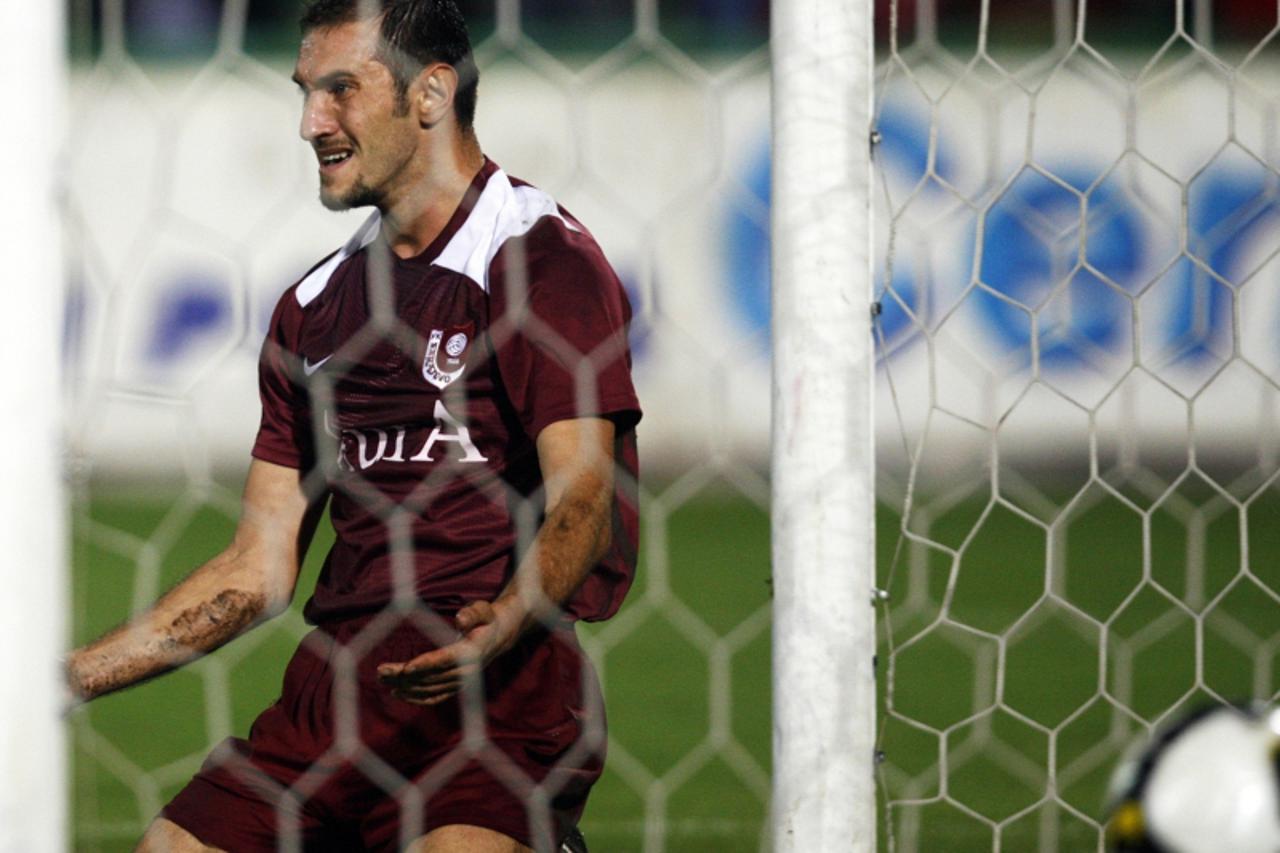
left=253, top=160, right=641, bottom=625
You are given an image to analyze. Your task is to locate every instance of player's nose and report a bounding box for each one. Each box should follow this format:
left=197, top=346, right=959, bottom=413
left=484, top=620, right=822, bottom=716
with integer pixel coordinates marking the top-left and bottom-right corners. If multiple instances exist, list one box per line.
left=299, top=95, right=337, bottom=143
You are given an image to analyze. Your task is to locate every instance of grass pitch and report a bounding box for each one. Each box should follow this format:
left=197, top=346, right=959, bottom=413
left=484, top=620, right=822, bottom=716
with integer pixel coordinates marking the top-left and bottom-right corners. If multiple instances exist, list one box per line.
left=69, top=484, right=1280, bottom=851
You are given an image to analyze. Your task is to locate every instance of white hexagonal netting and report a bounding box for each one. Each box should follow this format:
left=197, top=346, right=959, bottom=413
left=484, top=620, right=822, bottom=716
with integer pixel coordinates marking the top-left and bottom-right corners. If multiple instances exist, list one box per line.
left=56, top=1, right=1280, bottom=851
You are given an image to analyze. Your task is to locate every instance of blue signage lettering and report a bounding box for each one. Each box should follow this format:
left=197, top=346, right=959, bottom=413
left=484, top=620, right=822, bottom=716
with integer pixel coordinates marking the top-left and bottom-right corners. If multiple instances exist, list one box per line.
left=724, top=102, right=1278, bottom=372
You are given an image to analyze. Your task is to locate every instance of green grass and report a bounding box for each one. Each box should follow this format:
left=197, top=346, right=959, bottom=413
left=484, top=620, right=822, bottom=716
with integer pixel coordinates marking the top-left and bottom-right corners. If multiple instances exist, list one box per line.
left=69, top=482, right=1280, bottom=851
left=69, top=486, right=775, bottom=852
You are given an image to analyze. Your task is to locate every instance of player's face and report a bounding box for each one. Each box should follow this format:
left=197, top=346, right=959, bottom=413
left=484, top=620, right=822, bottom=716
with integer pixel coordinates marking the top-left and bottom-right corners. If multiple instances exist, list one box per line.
left=293, top=20, right=421, bottom=212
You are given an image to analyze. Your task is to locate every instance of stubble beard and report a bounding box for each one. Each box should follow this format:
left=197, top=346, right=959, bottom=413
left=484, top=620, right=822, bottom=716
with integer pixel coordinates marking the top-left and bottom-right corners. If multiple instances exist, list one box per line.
left=320, top=177, right=384, bottom=212
left=317, top=124, right=415, bottom=213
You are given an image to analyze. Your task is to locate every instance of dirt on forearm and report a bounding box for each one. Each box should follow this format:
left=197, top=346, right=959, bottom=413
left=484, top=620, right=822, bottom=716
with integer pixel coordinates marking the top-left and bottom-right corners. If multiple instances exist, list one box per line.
left=163, top=589, right=265, bottom=652
left=70, top=589, right=266, bottom=702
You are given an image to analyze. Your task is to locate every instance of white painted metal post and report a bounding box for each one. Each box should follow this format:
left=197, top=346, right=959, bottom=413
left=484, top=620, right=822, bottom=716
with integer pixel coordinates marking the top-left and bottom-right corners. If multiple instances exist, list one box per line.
left=0, top=3, right=67, bottom=851
left=771, top=0, right=876, bottom=850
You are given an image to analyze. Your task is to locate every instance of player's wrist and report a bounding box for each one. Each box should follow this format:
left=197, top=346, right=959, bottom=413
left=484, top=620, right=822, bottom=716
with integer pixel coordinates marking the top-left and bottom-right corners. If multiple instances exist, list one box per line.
left=490, top=592, right=537, bottom=639
left=490, top=592, right=524, bottom=622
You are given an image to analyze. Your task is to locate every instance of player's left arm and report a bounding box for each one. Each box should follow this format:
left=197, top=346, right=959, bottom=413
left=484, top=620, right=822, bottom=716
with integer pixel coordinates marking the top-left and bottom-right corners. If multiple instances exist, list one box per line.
left=376, top=416, right=615, bottom=705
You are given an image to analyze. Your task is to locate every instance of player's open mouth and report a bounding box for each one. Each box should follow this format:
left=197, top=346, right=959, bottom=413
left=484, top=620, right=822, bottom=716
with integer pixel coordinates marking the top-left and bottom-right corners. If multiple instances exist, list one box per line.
left=318, top=150, right=354, bottom=172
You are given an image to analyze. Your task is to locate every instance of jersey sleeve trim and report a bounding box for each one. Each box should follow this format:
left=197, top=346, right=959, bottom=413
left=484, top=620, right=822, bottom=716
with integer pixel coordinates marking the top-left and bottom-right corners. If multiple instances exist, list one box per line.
left=250, top=444, right=305, bottom=470
left=527, top=395, right=643, bottom=442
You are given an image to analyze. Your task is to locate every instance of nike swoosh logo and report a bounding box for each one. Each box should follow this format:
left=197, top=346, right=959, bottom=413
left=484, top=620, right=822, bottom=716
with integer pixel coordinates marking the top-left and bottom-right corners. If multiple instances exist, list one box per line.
left=303, top=354, right=333, bottom=376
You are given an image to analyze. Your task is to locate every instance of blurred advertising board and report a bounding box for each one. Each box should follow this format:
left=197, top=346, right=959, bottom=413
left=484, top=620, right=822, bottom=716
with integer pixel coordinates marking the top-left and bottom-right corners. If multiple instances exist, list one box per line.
left=66, top=58, right=1280, bottom=483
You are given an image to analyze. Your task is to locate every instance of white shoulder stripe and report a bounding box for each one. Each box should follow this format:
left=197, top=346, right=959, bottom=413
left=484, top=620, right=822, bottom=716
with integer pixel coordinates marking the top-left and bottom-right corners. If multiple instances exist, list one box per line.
left=431, top=170, right=579, bottom=292
left=296, top=211, right=381, bottom=307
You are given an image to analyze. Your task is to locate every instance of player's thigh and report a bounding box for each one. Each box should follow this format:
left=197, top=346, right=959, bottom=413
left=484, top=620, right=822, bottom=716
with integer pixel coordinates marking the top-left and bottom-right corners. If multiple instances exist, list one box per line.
left=404, top=823, right=533, bottom=853
left=135, top=817, right=227, bottom=853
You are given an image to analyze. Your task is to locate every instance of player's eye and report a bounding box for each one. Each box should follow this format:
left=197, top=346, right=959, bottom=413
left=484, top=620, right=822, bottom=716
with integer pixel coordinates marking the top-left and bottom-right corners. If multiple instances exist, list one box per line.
left=330, top=81, right=354, bottom=97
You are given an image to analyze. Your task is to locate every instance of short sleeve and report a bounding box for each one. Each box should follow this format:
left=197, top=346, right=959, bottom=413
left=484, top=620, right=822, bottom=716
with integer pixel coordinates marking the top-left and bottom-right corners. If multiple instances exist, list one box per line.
left=489, top=225, right=642, bottom=439
left=251, top=293, right=314, bottom=469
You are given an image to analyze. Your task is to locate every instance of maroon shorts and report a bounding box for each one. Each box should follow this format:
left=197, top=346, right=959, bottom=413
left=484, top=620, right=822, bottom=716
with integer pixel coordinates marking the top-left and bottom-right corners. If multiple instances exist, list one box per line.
left=162, top=613, right=604, bottom=851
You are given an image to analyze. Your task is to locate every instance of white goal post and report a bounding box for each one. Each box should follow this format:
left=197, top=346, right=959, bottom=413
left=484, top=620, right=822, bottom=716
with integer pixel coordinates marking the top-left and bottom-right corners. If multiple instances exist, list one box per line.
left=0, top=3, right=67, bottom=852
left=771, top=0, right=877, bottom=850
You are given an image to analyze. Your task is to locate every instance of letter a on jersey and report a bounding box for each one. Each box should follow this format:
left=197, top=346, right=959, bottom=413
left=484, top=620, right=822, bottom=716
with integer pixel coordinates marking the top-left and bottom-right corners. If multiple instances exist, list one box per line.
left=423, top=323, right=474, bottom=389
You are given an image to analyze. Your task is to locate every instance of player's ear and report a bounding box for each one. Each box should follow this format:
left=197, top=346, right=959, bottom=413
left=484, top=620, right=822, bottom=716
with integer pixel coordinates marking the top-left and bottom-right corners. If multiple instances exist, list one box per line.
left=415, top=63, right=457, bottom=129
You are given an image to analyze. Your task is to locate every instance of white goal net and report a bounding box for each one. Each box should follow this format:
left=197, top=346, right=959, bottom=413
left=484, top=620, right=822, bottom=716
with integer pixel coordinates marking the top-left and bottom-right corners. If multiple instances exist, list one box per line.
left=875, top=0, right=1280, bottom=850
left=60, top=1, right=772, bottom=852
left=30, top=0, right=1280, bottom=850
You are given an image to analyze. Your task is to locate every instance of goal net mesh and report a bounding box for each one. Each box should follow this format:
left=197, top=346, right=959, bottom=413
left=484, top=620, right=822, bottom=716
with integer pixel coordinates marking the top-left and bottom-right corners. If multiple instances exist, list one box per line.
left=63, top=0, right=1280, bottom=850
left=64, top=1, right=770, bottom=851
left=876, top=0, right=1280, bottom=849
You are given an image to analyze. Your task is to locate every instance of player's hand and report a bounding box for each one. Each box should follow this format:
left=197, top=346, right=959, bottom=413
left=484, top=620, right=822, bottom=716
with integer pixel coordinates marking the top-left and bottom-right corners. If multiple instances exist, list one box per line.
left=374, top=599, right=525, bottom=705
left=61, top=660, right=83, bottom=717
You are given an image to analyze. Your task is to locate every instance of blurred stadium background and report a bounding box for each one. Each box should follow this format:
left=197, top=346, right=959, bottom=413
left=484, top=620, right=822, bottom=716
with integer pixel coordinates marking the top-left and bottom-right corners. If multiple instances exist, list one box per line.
left=63, top=0, right=1280, bottom=850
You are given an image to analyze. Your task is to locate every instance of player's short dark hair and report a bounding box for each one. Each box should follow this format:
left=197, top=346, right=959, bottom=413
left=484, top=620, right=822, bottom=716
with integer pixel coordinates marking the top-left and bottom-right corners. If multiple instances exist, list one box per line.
left=300, top=0, right=479, bottom=130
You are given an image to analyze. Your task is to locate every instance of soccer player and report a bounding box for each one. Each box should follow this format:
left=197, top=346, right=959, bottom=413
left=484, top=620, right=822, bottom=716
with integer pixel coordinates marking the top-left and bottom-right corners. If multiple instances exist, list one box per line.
left=64, top=1, right=641, bottom=850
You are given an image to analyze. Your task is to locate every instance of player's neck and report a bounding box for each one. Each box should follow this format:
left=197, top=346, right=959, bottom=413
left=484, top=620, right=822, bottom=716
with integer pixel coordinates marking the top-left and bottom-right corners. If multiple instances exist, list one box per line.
left=379, top=137, right=485, bottom=260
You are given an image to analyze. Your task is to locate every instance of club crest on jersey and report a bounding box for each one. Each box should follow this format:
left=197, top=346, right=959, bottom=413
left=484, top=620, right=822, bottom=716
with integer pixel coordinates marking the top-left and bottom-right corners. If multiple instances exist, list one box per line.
left=423, top=323, right=474, bottom=389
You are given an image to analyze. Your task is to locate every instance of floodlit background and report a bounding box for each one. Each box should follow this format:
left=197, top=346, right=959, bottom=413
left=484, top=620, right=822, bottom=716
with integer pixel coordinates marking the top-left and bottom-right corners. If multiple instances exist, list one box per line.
left=63, top=0, right=1280, bottom=850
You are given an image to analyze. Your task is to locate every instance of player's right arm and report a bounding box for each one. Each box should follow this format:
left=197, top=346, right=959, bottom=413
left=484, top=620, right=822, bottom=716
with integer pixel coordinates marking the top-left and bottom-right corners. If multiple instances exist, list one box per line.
left=65, top=458, right=325, bottom=703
